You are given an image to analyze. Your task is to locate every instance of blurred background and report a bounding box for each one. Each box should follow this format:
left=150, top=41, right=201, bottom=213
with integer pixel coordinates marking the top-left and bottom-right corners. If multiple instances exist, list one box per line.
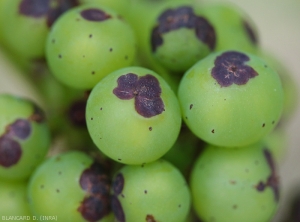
left=0, top=0, right=299, bottom=221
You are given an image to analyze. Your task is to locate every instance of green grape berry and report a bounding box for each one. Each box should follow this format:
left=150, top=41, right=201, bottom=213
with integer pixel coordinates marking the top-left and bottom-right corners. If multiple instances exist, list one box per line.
left=196, top=3, right=259, bottom=54
left=0, top=180, right=33, bottom=221
left=111, top=159, right=191, bottom=222
left=86, top=66, right=182, bottom=165
left=0, top=94, right=51, bottom=181
left=190, top=142, right=279, bottom=222
left=46, top=4, right=136, bottom=89
left=28, top=151, right=112, bottom=222
left=150, top=4, right=216, bottom=73
left=0, top=0, right=79, bottom=60
left=178, top=50, right=284, bottom=147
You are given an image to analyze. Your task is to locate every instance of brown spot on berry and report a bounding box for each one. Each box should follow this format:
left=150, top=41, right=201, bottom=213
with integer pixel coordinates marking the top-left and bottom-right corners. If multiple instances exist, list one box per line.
left=262, top=123, right=265, bottom=127
left=230, top=180, right=236, bottom=185
left=149, top=127, right=152, bottom=131
left=211, top=51, right=258, bottom=87
left=0, top=136, right=22, bottom=167
left=81, top=8, right=111, bottom=22
left=6, top=119, right=31, bottom=140
left=29, top=103, right=46, bottom=123
left=113, top=173, right=124, bottom=196
left=113, top=73, right=165, bottom=118
left=111, top=195, right=125, bottom=222
left=151, top=6, right=215, bottom=52
left=146, top=214, right=157, bottom=222
left=190, top=104, right=193, bottom=110
left=211, top=129, right=215, bottom=133
left=144, top=190, right=147, bottom=194
left=89, top=34, right=92, bottom=38
left=58, top=54, right=62, bottom=58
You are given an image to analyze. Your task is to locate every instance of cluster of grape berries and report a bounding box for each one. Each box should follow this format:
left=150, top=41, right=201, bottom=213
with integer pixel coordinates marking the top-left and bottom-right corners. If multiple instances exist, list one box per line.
left=0, top=0, right=298, bottom=221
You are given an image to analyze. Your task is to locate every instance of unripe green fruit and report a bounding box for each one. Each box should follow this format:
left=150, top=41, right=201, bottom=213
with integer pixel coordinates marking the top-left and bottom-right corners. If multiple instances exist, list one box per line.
left=46, top=4, right=136, bottom=89
left=0, top=94, right=50, bottom=181
left=86, top=66, right=182, bottom=165
left=111, top=159, right=191, bottom=222
left=178, top=50, right=284, bottom=147
left=190, top=142, right=279, bottom=222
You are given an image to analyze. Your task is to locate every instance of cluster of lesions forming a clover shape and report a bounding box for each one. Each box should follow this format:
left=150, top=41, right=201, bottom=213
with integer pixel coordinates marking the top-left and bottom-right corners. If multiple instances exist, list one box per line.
left=113, top=73, right=165, bottom=118
left=211, top=51, right=258, bottom=87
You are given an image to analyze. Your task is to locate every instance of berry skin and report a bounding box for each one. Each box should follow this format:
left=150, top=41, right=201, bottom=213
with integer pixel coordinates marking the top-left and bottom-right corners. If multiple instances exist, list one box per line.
left=86, top=66, right=182, bottom=165
left=111, top=159, right=191, bottom=222
left=28, top=151, right=112, bottom=222
left=0, top=94, right=50, bottom=181
left=178, top=50, right=284, bottom=147
left=190, top=142, right=279, bottom=222
left=46, top=4, right=136, bottom=89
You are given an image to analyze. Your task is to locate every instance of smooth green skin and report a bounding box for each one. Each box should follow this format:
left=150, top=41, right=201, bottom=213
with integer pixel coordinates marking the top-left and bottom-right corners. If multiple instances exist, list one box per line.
left=163, top=126, right=205, bottom=179
left=178, top=50, right=284, bottom=147
left=258, top=50, right=299, bottom=124
left=28, top=151, right=112, bottom=222
left=46, top=4, right=136, bottom=89
left=0, top=94, right=51, bottom=181
left=154, top=28, right=211, bottom=73
left=195, top=3, right=259, bottom=55
left=86, top=66, right=182, bottom=165
left=0, top=180, right=33, bottom=221
left=190, top=143, right=279, bottom=222
left=112, top=159, right=191, bottom=222
left=0, top=0, right=49, bottom=59
left=263, top=128, right=288, bottom=164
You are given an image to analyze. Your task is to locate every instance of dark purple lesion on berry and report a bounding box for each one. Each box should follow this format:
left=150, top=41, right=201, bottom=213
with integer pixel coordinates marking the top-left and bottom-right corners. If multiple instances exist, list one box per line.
left=146, top=214, right=157, bottom=222
left=78, top=162, right=111, bottom=221
left=211, top=51, right=258, bottom=87
left=151, top=6, right=216, bottom=52
left=112, top=173, right=124, bottom=196
left=19, top=0, right=50, bottom=17
left=255, top=149, right=280, bottom=202
left=243, top=20, right=258, bottom=45
left=6, top=119, right=31, bottom=140
left=68, top=99, right=87, bottom=128
left=111, top=195, right=125, bottom=222
left=80, top=9, right=111, bottom=22
left=113, top=73, right=165, bottom=118
left=19, top=0, right=79, bottom=27
left=78, top=195, right=110, bottom=222
left=0, top=136, right=22, bottom=167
